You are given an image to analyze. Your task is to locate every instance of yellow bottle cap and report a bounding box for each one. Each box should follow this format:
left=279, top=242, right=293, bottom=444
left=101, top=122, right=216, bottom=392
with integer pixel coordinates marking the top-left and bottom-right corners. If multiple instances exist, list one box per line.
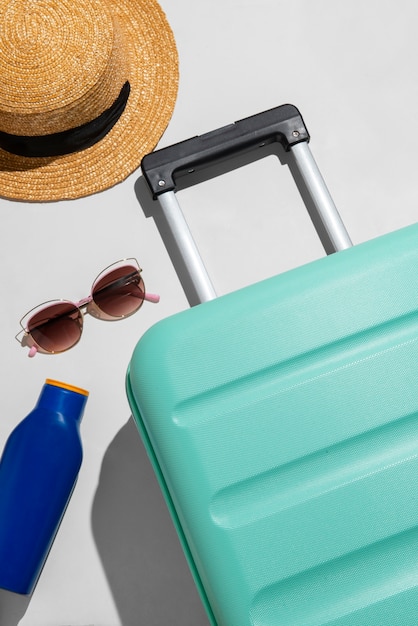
left=45, top=379, right=89, bottom=396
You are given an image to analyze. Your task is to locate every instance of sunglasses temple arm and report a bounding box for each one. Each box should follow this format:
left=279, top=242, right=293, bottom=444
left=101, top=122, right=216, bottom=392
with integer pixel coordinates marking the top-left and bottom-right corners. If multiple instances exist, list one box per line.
left=15, top=328, right=39, bottom=358
left=145, top=292, right=160, bottom=304
left=28, top=345, right=38, bottom=358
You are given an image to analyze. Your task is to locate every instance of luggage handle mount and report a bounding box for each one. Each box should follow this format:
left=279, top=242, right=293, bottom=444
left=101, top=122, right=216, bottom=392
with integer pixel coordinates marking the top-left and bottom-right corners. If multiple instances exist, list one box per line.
left=141, top=104, right=352, bottom=304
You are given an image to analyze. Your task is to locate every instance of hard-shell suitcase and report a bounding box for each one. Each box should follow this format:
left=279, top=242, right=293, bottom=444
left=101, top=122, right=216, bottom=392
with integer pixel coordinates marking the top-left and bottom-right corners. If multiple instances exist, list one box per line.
left=126, top=105, right=418, bottom=626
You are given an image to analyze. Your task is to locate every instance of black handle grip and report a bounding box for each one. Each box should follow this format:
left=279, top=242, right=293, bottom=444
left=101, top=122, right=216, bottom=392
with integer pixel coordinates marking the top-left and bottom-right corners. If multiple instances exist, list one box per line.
left=141, top=104, right=310, bottom=198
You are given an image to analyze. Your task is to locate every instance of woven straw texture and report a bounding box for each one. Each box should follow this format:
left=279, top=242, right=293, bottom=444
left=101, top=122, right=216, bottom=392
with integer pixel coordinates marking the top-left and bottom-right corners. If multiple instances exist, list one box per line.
left=0, top=0, right=179, bottom=201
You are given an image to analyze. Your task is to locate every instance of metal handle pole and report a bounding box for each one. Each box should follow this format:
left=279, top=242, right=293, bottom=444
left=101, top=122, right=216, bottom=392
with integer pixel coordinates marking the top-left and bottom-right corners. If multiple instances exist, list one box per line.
left=158, top=190, right=217, bottom=303
left=290, top=142, right=353, bottom=252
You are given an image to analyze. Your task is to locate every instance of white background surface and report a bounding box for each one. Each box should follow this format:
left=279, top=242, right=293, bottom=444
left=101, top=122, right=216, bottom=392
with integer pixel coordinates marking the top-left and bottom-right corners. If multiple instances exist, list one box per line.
left=0, top=1, right=417, bottom=625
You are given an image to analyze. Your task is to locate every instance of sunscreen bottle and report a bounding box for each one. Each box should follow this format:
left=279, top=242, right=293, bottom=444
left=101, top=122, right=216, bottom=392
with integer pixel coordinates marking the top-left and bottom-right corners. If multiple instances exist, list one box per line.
left=0, top=379, right=89, bottom=594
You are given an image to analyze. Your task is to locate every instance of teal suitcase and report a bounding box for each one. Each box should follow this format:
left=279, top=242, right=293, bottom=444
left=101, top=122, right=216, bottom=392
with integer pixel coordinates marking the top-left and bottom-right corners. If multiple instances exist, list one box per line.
left=126, top=105, right=418, bottom=625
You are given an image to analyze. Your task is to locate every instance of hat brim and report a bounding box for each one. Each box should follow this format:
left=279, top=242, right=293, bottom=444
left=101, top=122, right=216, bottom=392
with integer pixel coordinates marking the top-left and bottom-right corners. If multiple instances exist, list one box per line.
left=0, top=0, right=179, bottom=202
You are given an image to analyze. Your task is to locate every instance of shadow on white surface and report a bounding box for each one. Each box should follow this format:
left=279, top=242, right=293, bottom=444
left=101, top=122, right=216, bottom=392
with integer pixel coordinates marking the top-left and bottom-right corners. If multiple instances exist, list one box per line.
left=91, top=417, right=209, bottom=626
left=0, top=588, right=30, bottom=626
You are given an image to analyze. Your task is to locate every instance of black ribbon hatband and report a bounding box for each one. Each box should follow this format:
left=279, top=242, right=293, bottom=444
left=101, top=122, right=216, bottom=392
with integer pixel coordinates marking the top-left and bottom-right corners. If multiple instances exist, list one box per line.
left=0, top=81, right=130, bottom=158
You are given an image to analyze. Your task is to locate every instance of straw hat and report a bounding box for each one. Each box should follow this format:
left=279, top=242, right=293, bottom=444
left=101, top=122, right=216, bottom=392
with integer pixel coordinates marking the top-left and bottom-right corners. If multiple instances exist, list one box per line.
left=0, top=0, right=179, bottom=201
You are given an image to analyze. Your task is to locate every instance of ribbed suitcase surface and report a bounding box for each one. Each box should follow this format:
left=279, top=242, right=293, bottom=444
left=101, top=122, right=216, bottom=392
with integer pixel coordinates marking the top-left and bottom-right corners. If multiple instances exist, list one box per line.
left=127, top=222, right=418, bottom=626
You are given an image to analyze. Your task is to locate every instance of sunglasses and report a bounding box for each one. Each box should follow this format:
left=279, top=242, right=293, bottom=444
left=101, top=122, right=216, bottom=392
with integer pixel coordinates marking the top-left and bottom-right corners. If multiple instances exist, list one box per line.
left=16, top=259, right=159, bottom=357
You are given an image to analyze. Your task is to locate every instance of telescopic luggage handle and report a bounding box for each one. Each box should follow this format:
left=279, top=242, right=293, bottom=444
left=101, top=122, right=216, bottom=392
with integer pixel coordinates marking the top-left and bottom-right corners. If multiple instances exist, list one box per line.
left=141, top=104, right=352, bottom=304
left=142, top=104, right=309, bottom=196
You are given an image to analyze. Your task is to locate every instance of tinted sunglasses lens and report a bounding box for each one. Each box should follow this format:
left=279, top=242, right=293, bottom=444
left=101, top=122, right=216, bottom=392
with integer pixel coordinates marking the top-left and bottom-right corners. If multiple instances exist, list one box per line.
left=92, top=265, right=145, bottom=319
left=27, top=302, right=83, bottom=353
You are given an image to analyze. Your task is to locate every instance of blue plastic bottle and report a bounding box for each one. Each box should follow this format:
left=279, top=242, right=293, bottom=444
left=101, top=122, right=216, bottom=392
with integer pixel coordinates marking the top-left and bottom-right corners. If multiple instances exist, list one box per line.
left=0, top=379, right=89, bottom=594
